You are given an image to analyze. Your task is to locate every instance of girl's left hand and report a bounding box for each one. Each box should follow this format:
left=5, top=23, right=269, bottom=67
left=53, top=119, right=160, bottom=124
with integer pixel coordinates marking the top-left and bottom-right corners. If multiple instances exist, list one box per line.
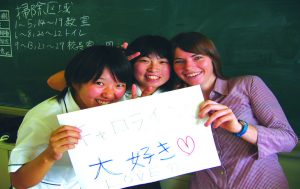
left=198, top=100, right=242, bottom=133
left=121, top=42, right=140, bottom=60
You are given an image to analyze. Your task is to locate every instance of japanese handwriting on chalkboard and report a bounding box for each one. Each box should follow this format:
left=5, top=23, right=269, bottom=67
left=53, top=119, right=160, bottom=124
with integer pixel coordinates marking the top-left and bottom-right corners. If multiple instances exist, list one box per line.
left=0, top=10, right=12, bottom=57
left=15, top=2, right=73, bottom=20
left=13, top=1, right=95, bottom=52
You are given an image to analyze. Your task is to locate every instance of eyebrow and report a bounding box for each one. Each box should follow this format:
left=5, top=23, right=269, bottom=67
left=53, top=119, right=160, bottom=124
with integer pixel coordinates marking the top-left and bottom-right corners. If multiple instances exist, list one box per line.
left=97, top=76, right=124, bottom=83
left=175, top=53, right=199, bottom=58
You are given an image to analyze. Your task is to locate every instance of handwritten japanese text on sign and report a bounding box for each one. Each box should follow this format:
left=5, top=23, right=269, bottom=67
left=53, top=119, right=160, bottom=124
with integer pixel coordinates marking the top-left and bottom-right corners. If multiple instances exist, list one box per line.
left=57, top=86, right=221, bottom=189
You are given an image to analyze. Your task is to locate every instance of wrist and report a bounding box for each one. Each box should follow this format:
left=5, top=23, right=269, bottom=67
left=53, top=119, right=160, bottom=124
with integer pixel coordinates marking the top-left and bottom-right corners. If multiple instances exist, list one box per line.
left=43, top=148, right=61, bottom=163
left=234, top=120, right=248, bottom=137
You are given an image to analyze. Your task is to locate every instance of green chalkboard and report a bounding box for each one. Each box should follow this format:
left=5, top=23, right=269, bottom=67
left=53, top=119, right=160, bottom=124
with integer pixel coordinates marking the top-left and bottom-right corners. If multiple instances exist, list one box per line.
left=0, top=0, right=299, bottom=135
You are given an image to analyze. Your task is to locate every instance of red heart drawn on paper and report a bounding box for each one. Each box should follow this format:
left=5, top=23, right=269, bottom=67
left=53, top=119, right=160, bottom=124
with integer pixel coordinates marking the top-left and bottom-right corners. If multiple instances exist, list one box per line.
left=177, top=136, right=195, bottom=155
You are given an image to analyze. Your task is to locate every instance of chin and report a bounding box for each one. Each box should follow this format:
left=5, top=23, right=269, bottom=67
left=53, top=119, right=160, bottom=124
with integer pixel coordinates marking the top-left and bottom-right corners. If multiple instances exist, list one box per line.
left=186, top=80, right=201, bottom=86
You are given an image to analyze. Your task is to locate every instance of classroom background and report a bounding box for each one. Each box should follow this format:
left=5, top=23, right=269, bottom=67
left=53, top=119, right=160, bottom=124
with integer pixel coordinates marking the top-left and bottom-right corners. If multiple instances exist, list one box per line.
left=0, top=0, right=299, bottom=189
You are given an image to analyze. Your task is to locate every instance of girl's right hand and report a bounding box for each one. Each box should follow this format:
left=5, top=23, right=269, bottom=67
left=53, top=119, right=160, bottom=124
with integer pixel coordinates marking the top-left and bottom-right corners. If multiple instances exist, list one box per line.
left=45, top=126, right=81, bottom=161
left=131, top=84, right=156, bottom=99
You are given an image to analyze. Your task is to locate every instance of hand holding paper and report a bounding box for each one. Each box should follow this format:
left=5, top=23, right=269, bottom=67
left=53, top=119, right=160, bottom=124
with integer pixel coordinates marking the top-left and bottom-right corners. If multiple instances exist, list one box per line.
left=57, top=86, right=220, bottom=189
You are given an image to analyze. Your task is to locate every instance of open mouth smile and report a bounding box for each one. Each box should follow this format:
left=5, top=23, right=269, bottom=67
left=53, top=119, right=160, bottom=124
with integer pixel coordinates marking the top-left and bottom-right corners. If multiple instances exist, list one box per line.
left=96, top=99, right=110, bottom=105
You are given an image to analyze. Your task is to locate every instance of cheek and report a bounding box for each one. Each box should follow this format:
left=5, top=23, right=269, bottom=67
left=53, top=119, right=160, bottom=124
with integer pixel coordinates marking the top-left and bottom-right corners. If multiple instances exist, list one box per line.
left=161, top=65, right=171, bottom=79
left=114, top=88, right=126, bottom=100
left=85, top=87, right=102, bottom=98
left=134, top=64, right=147, bottom=79
left=134, top=63, right=147, bottom=74
left=173, top=64, right=183, bottom=76
left=201, top=59, right=214, bottom=71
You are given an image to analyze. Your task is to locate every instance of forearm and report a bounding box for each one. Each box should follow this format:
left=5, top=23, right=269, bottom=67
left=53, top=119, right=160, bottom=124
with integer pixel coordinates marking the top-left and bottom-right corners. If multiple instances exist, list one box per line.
left=11, top=150, right=56, bottom=189
left=256, top=124, right=298, bottom=158
left=250, top=76, right=298, bottom=155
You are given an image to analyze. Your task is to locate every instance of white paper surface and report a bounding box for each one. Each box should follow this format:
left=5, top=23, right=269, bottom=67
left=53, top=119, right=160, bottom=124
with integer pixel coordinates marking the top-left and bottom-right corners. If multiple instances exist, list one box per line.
left=57, top=85, right=220, bottom=189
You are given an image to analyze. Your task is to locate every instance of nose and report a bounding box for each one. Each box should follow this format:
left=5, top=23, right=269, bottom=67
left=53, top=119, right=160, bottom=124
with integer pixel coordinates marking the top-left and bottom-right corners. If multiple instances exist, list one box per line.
left=184, top=59, right=195, bottom=69
left=102, top=86, right=115, bottom=99
left=148, top=61, right=159, bottom=71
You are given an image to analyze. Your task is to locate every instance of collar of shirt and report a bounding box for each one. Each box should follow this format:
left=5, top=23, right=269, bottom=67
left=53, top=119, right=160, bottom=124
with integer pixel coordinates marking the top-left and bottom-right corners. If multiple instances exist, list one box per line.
left=63, top=88, right=80, bottom=113
left=209, top=78, right=229, bottom=100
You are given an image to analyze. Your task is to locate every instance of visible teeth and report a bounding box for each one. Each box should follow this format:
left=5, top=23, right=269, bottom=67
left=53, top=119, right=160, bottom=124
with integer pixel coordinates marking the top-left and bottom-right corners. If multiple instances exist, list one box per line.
left=96, top=99, right=110, bottom=105
left=146, top=75, right=159, bottom=80
left=186, top=72, right=200, bottom=77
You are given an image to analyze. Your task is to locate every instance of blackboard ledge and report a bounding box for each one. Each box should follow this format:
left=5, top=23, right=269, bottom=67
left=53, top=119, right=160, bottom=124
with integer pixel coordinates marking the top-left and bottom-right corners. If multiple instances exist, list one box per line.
left=0, top=106, right=28, bottom=116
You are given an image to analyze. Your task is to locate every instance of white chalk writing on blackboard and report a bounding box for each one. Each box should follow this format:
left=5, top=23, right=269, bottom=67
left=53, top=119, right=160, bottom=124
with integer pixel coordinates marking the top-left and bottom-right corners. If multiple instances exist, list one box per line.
left=0, top=10, right=12, bottom=57
left=13, top=1, right=95, bottom=51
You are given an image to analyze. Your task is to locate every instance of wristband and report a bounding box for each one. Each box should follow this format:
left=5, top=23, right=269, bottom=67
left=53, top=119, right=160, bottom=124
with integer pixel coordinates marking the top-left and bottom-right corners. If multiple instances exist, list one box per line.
left=234, top=120, right=248, bottom=137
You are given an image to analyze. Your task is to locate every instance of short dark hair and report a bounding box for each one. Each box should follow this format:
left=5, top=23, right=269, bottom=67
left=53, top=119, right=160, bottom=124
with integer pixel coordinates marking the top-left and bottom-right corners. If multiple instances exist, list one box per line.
left=126, top=35, right=174, bottom=91
left=57, top=45, right=132, bottom=100
left=171, top=32, right=225, bottom=80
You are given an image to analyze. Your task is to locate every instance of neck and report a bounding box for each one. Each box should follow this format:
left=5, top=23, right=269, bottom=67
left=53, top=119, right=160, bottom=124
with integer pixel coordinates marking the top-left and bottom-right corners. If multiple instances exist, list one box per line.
left=139, top=85, right=158, bottom=94
left=201, top=76, right=217, bottom=100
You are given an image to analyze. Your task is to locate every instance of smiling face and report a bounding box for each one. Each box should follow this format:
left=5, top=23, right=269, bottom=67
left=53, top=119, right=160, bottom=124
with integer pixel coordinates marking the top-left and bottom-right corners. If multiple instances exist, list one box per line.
left=173, top=47, right=216, bottom=91
left=73, top=67, right=126, bottom=109
left=133, top=53, right=171, bottom=91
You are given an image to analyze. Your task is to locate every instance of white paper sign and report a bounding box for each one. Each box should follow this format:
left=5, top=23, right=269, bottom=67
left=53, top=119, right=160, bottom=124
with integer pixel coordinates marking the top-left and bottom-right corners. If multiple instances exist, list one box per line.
left=57, top=86, right=220, bottom=189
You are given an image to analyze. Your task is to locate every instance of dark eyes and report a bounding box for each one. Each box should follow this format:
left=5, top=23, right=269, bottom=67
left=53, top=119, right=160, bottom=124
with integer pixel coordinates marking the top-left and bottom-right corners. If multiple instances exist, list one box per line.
left=138, top=59, right=149, bottom=62
left=193, top=56, right=203, bottom=61
left=174, top=59, right=184, bottom=64
left=159, top=60, right=169, bottom=64
left=96, top=81, right=104, bottom=86
left=116, top=83, right=126, bottom=88
left=96, top=81, right=125, bottom=89
left=174, top=56, right=203, bottom=64
left=137, top=58, right=169, bottom=64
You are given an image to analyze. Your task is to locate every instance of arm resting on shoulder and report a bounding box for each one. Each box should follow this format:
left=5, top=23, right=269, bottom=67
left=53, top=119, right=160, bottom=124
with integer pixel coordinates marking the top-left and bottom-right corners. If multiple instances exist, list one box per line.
left=47, top=70, right=66, bottom=92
